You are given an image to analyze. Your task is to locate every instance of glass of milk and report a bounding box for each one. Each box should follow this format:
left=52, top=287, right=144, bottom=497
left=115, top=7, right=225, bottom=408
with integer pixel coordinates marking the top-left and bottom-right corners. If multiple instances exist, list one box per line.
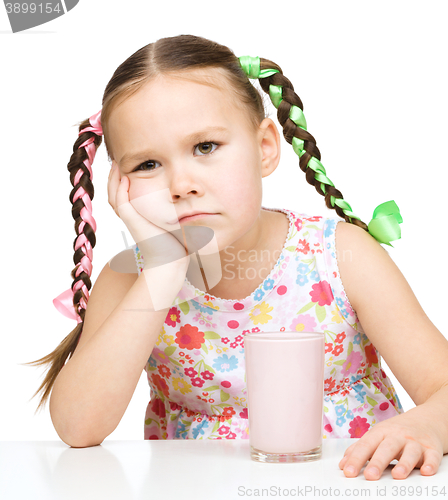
left=244, top=331, right=325, bottom=463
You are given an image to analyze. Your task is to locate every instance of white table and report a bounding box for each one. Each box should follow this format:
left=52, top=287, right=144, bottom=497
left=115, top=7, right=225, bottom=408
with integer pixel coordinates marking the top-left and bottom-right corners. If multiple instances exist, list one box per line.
left=1, top=439, right=447, bottom=499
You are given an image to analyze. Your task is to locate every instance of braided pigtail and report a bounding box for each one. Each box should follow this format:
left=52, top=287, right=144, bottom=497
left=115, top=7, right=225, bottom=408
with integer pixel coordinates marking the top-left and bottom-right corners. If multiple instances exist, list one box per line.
left=239, top=56, right=403, bottom=246
left=22, top=111, right=103, bottom=413
left=66, top=111, right=103, bottom=323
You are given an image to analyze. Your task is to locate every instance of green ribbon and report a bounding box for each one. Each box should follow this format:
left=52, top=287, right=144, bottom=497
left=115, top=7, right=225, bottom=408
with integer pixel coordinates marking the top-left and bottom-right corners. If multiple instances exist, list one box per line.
left=367, top=200, right=403, bottom=246
left=240, top=56, right=403, bottom=247
left=289, top=105, right=307, bottom=130
left=269, top=85, right=283, bottom=108
left=238, top=55, right=279, bottom=79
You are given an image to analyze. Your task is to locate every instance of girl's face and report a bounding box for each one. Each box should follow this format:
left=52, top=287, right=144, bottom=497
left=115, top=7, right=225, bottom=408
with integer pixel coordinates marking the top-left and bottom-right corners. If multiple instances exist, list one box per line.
left=107, top=69, right=280, bottom=256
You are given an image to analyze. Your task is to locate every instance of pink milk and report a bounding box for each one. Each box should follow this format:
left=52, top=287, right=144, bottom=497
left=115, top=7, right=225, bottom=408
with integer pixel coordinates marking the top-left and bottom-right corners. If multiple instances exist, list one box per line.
left=244, top=331, right=325, bottom=462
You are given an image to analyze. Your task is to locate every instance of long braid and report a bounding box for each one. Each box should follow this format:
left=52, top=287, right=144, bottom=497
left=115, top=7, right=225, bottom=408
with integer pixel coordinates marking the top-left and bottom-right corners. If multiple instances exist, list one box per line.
left=67, top=111, right=103, bottom=325
left=256, top=58, right=368, bottom=230
left=22, top=111, right=103, bottom=413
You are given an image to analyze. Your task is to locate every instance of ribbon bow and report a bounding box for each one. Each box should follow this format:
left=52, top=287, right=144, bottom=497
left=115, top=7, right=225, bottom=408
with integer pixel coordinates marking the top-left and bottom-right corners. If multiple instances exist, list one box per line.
left=367, top=201, right=403, bottom=247
left=79, top=109, right=103, bottom=136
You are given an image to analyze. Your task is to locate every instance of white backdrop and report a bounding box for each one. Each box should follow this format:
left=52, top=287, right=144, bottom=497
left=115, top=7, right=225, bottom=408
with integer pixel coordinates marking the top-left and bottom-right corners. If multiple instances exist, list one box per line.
left=1, top=0, right=446, bottom=441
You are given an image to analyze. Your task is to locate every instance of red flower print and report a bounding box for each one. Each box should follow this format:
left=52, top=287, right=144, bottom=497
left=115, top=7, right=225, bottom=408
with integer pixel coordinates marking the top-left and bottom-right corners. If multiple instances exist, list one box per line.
left=325, top=342, right=333, bottom=353
left=221, top=337, right=230, bottom=344
left=151, top=374, right=170, bottom=399
left=348, top=416, right=370, bottom=438
left=307, top=216, right=322, bottom=222
left=324, top=424, right=333, bottom=433
left=165, top=306, right=181, bottom=328
left=201, top=370, right=214, bottom=380
left=218, top=425, right=230, bottom=435
left=324, top=377, right=336, bottom=392
left=170, top=401, right=181, bottom=411
left=222, top=407, right=236, bottom=418
left=158, top=365, right=171, bottom=378
left=151, top=398, right=166, bottom=419
left=230, top=342, right=238, bottom=349
left=235, top=336, right=243, bottom=342
left=332, top=344, right=344, bottom=357
left=175, top=324, right=205, bottom=350
left=365, top=343, right=379, bottom=367
left=184, top=367, right=198, bottom=378
left=297, top=239, right=310, bottom=254
left=335, top=332, right=346, bottom=344
left=310, top=280, right=333, bottom=306
left=185, top=409, right=195, bottom=417
left=226, top=432, right=237, bottom=439
left=239, top=408, right=248, bottom=419
left=191, top=377, right=205, bottom=388
left=295, top=218, right=303, bottom=232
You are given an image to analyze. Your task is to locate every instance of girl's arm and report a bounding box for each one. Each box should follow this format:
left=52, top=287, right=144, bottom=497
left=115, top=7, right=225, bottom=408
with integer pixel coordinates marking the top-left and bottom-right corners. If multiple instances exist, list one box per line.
left=334, top=221, right=448, bottom=480
left=49, top=259, right=186, bottom=447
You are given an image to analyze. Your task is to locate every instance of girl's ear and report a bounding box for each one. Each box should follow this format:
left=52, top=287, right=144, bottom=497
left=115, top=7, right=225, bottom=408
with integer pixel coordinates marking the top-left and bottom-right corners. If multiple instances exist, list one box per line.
left=258, top=118, right=281, bottom=178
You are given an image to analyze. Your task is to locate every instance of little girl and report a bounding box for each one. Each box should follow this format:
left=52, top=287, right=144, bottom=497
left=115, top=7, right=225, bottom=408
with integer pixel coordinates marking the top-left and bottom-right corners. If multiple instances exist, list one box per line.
left=27, top=34, right=448, bottom=481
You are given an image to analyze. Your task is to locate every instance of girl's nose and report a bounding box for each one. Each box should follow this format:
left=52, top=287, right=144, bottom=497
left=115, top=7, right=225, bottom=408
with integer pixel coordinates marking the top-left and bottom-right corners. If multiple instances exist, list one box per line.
left=168, top=167, right=202, bottom=200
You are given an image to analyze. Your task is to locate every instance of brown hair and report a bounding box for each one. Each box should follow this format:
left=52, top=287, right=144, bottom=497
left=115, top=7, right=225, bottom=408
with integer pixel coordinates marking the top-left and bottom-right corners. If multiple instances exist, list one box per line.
left=23, top=34, right=368, bottom=414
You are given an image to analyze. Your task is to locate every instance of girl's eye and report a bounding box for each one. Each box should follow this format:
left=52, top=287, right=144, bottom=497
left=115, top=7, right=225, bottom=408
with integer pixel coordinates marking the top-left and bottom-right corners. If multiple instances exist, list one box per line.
left=194, top=142, right=218, bottom=156
left=133, top=160, right=160, bottom=172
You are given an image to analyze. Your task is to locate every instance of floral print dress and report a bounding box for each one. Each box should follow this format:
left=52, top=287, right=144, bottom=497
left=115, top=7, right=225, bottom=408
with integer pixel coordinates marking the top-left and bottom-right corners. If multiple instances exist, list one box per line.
left=132, top=206, right=404, bottom=440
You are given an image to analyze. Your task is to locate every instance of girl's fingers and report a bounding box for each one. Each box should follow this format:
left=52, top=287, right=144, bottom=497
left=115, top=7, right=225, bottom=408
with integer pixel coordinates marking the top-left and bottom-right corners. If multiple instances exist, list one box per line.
left=115, top=175, right=133, bottom=220
left=383, top=441, right=422, bottom=480
left=107, top=161, right=122, bottom=216
left=419, top=448, right=442, bottom=477
left=115, top=177, right=161, bottom=241
left=341, top=433, right=391, bottom=479
left=338, top=442, right=358, bottom=469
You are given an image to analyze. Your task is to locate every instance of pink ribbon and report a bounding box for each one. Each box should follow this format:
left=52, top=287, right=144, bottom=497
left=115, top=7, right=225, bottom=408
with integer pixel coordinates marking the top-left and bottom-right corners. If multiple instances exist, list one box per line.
left=53, top=110, right=103, bottom=323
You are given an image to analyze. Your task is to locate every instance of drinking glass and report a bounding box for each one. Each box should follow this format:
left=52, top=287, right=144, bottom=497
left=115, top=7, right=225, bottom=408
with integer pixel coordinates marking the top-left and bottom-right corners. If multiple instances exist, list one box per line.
left=244, top=331, right=325, bottom=463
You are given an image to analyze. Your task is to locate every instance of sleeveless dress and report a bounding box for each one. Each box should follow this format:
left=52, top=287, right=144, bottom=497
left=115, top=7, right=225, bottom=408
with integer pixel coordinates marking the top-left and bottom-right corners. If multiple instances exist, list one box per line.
left=132, top=206, right=404, bottom=440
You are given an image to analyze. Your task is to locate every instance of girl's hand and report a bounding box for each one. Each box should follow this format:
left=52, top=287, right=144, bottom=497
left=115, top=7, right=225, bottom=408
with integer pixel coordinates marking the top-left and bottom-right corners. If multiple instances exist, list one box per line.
left=107, top=161, right=190, bottom=272
left=339, top=410, right=444, bottom=480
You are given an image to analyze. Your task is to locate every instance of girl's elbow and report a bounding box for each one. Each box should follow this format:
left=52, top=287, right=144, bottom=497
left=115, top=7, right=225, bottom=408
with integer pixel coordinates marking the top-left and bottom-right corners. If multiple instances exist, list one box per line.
left=58, top=427, right=105, bottom=448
